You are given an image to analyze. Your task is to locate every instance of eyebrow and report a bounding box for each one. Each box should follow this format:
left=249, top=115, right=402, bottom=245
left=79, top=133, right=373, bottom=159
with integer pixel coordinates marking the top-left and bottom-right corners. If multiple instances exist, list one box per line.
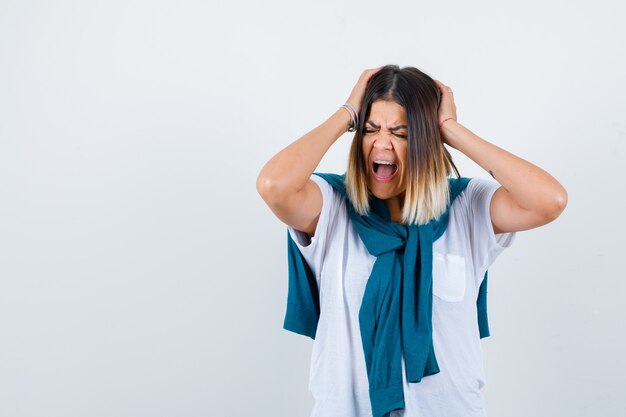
left=366, top=121, right=407, bottom=130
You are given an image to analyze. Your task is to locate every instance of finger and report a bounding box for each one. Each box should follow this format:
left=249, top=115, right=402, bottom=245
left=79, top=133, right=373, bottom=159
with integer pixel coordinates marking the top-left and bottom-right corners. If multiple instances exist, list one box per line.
left=363, top=69, right=378, bottom=79
left=361, top=67, right=381, bottom=82
left=434, top=79, right=450, bottom=94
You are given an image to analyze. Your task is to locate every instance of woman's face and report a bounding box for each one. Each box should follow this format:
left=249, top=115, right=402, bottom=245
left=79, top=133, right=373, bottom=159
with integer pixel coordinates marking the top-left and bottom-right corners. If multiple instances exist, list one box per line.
left=362, top=99, right=408, bottom=201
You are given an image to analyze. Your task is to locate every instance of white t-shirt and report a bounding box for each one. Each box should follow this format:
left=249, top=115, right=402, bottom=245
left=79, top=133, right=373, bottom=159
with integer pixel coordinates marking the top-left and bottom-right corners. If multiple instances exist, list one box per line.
left=287, top=174, right=517, bottom=417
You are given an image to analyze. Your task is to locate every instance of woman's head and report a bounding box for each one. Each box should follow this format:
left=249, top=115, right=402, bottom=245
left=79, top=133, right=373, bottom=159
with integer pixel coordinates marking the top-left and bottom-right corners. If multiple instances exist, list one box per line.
left=345, top=64, right=460, bottom=225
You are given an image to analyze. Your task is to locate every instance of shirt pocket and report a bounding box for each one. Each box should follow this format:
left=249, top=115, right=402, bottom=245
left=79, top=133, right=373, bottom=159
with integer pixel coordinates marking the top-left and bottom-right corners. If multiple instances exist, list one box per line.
left=432, top=252, right=467, bottom=302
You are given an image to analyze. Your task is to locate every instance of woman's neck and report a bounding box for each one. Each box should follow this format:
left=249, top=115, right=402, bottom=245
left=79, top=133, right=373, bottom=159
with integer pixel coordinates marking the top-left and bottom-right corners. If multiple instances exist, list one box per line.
left=386, top=195, right=405, bottom=224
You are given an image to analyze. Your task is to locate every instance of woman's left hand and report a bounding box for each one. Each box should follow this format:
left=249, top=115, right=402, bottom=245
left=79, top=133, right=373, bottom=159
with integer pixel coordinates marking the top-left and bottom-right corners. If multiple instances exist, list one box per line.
left=433, top=79, right=457, bottom=138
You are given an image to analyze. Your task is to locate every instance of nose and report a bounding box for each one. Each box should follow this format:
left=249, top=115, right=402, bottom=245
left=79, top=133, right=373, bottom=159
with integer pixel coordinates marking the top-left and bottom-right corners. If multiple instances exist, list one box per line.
left=373, top=133, right=394, bottom=150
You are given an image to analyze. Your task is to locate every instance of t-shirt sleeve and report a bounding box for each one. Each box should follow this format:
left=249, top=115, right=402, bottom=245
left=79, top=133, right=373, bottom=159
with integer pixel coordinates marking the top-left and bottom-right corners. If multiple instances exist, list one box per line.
left=466, top=177, right=517, bottom=276
left=286, top=175, right=338, bottom=279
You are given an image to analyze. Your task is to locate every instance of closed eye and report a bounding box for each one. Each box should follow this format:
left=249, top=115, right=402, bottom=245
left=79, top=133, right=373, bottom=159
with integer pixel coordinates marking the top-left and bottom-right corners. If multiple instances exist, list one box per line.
left=364, top=129, right=407, bottom=139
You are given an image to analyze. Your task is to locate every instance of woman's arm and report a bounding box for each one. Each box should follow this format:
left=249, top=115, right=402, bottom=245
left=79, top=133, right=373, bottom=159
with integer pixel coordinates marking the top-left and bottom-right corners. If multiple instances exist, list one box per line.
left=256, top=67, right=382, bottom=236
left=442, top=119, right=568, bottom=233
left=255, top=109, right=349, bottom=236
left=433, top=80, right=568, bottom=234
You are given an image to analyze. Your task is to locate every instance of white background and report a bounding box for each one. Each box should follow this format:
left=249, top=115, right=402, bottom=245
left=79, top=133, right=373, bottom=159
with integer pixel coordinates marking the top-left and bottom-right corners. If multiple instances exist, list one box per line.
left=1, top=0, right=624, bottom=416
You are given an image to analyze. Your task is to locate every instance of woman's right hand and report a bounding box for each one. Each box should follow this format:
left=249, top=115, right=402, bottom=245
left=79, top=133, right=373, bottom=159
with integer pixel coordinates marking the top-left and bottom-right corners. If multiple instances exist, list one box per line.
left=346, top=67, right=383, bottom=114
left=258, top=70, right=387, bottom=240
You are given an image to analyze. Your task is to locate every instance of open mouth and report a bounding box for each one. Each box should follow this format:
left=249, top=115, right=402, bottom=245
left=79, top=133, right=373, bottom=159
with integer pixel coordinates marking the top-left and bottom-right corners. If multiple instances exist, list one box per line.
left=373, top=162, right=399, bottom=181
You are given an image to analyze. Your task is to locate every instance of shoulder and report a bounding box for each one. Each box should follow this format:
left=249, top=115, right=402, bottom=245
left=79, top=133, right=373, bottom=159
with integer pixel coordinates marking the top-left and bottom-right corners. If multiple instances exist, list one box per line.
left=465, top=177, right=502, bottom=213
left=310, top=172, right=350, bottom=206
left=312, top=172, right=348, bottom=198
left=456, top=177, right=501, bottom=204
left=448, top=176, right=503, bottom=228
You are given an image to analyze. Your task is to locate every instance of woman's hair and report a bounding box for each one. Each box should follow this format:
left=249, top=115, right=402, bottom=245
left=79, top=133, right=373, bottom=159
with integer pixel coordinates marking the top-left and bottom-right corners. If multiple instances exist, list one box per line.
left=345, top=64, right=461, bottom=226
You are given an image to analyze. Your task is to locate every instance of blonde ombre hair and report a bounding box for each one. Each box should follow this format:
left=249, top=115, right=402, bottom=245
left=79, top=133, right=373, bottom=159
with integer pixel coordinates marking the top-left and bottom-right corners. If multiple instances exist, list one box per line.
left=344, top=65, right=461, bottom=226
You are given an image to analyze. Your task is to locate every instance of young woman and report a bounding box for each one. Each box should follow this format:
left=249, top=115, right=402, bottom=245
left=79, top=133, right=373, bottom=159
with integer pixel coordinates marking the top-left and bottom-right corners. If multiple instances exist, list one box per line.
left=256, top=65, right=567, bottom=417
